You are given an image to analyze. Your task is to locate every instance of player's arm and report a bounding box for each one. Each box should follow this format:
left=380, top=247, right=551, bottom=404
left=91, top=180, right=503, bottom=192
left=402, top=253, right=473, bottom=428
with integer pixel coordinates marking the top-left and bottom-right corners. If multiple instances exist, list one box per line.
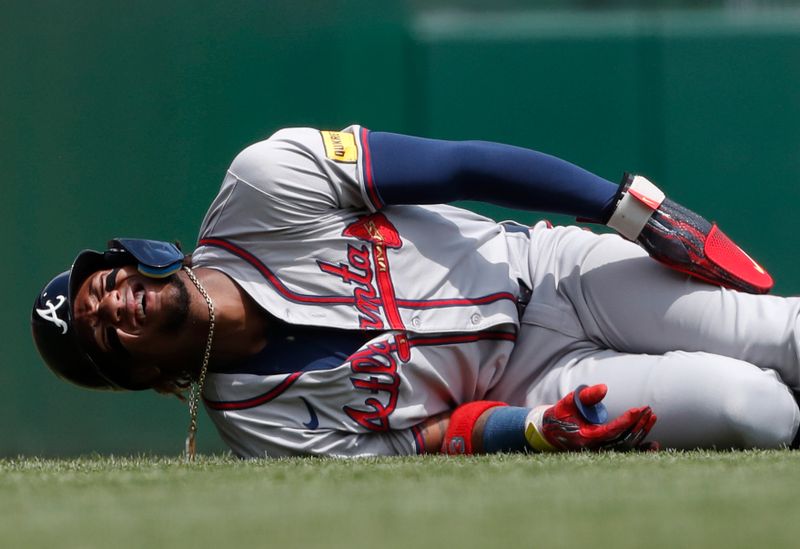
left=417, top=384, right=657, bottom=454
left=365, top=131, right=773, bottom=294
left=365, top=131, right=619, bottom=220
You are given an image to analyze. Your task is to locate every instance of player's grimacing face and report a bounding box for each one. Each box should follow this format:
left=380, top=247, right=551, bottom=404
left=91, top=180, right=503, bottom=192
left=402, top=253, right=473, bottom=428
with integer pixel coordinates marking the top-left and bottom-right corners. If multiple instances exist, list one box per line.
left=72, top=265, right=191, bottom=363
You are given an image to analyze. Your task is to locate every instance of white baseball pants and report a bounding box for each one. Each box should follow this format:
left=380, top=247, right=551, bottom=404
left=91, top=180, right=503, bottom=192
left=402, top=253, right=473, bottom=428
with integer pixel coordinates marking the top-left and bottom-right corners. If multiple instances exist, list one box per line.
left=491, top=222, right=800, bottom=449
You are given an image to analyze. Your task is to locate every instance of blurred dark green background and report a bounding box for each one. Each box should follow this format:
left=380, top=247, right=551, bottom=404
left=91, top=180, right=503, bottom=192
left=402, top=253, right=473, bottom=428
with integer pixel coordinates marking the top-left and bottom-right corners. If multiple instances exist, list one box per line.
left=2, top=0, right=799, bottom=456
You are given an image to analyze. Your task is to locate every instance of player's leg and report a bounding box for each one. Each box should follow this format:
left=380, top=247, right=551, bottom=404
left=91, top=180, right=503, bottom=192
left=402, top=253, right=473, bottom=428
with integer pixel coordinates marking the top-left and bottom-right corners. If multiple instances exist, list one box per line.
left=518, top=335, right=800, bottom=449
left=526, top=223, right=800, bottom=390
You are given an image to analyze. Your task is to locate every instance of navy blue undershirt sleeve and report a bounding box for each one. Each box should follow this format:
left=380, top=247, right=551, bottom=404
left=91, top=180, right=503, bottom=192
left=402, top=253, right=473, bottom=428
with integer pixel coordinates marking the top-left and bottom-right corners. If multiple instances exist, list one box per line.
left=367, top=131, right=619, bottom=221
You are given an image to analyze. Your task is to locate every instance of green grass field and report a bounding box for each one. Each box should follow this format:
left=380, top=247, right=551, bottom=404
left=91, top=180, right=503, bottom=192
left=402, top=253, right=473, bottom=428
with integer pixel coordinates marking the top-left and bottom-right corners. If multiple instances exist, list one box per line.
left=2, top=451, right=799, bottom=549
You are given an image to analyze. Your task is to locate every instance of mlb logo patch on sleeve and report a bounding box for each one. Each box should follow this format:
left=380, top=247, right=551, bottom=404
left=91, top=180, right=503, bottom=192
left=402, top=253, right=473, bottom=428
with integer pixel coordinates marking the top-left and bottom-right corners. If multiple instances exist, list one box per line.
left=321, top=131, right=358, bottom=163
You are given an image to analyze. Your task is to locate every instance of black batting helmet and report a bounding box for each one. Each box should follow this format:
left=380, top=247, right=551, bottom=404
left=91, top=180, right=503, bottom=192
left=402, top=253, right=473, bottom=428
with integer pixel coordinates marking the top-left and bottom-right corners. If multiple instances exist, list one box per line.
left=31, top=239, right=186, bottom=391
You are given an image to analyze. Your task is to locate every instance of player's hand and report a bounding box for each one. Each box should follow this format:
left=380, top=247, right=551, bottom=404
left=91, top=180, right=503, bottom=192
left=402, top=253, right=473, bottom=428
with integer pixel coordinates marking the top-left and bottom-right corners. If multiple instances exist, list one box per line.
left=525, top=384, right=658, bottom=452
left=605, top=173, right=773, bottom=294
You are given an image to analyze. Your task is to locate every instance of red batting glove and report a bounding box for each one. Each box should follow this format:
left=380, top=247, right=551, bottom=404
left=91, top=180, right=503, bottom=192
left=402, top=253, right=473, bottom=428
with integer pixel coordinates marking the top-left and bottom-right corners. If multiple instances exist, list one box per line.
left=525, top=384, right=658, bottom=452
left=637, top=199, right=773, bottom=294
left=604, top=173, right=772, bottom=294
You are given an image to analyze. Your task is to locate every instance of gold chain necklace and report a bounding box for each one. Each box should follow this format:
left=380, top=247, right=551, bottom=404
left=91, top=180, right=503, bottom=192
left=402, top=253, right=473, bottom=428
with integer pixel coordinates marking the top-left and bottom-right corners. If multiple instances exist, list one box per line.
left=182, top=266, right=215, bottom=462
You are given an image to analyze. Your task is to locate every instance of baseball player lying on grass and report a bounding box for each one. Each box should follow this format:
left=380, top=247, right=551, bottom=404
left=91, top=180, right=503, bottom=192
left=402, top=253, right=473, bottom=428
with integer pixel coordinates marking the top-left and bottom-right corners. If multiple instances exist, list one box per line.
left=32, top=126, right=800, bottom=459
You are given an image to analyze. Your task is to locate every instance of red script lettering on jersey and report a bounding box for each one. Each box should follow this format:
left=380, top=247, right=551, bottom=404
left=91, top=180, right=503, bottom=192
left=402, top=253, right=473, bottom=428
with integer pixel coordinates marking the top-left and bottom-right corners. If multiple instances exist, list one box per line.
left=343, top=333, right=410, bottom=431
left=318, top=213, right=405, bottom=330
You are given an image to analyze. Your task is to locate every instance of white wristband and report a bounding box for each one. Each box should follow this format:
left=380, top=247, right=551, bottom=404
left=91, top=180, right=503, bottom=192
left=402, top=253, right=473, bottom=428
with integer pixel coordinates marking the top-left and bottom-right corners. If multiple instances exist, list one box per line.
left=606, top=175, right=666, bottom=241
left=524, top=406, right=558, bottom=452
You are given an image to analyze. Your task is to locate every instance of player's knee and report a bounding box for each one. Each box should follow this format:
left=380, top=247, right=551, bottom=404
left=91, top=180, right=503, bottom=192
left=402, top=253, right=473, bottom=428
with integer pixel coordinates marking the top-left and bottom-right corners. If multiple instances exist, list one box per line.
left=718, top=370, right=799, bottom=448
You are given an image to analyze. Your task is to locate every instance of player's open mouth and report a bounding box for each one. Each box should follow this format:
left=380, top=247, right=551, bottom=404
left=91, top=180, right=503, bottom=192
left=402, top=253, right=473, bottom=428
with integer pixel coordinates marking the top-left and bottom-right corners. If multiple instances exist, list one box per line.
left=128, top=282, right=147, bottom=325
left=136, top=288, right=147, bottom=320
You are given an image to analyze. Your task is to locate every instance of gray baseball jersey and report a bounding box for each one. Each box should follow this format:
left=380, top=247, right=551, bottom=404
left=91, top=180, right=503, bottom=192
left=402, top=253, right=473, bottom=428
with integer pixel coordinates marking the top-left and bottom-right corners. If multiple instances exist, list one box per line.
left=193, top=126, right=529, bottom=457
left=194, top=126, right=800, bottom=457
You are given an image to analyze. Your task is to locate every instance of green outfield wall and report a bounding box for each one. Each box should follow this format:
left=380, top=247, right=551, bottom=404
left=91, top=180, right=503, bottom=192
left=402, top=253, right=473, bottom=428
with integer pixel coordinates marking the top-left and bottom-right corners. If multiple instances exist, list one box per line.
left=2, top=3, right=799, bottom=455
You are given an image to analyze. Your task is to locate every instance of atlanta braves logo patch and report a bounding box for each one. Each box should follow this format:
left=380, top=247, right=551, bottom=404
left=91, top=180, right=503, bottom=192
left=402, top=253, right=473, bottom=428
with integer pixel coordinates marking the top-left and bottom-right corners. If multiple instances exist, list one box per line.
left=36, top=295, right=69, bottom=334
